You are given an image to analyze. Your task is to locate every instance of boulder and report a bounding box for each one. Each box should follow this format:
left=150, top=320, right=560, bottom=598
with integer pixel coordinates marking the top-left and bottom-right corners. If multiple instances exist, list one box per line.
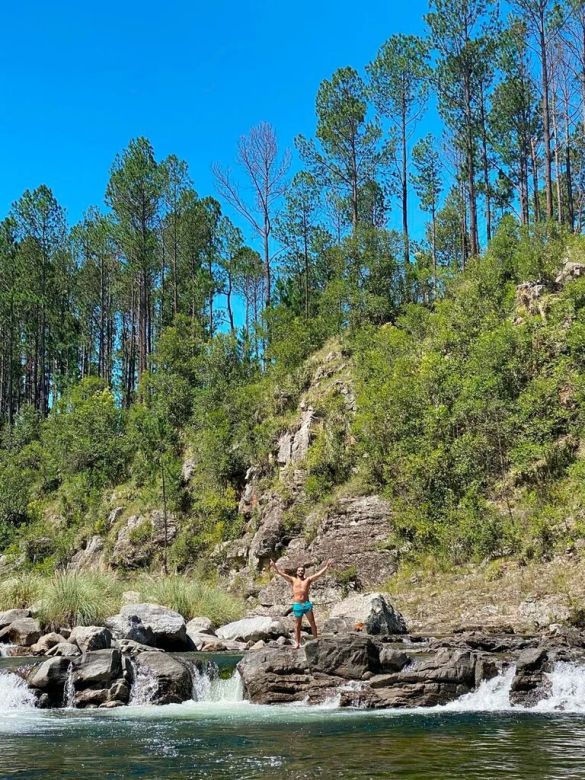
left=30, top=632, right=67, bottom=655
left=327, top=593, right=407, bottom=636
left=73, top=649, right=123, bottom=689
left=132, top=651, right=192, bottom=705
left=69, top=626, right=112, bottom=653
left=114, top=604, right=187, bottom=650
left=26, top=657, right=72, bottom=706
left=186, top=617, right=215, bottom=635
left=74, top=688, right=110, bottom=708
left=46, top=642, right=81, bottom=658
left=0, top=608, right=31, bottom=630
left=216, top=616, right=287, bottom=644
left=0, top=617, right=42, bottom=646
left=510, top=647, right=552, bottom=707
left=304, top=634, right=380, bottom=680
left=237, top=646, right=315, bottom=704
left=118, top=639, right=161, bottom=657
left=368, top=649, right=485, bottom=708
left=379, top=647, right=410, bottom=673
left=105, top=613, right=156, bottom=646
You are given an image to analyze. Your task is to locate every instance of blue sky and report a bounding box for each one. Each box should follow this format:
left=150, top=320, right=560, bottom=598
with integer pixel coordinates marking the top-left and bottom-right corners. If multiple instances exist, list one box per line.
left=0, top=0, right=433, bottom=242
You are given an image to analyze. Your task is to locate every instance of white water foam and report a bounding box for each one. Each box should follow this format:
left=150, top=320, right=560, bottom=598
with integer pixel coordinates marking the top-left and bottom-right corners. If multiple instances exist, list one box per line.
left=0, top=671, right=37, bottom=711
left=0, top=644, right=14, bottom=657
left=440, top=661, right=585, bottom=714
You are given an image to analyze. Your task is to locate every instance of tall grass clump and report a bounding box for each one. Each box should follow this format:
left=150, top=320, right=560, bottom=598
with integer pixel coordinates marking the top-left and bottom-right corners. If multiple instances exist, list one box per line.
left=37, top=571, right=124, bottom=627
left=138, top=575, right=244, bottom=625
left=0, top=574, right=42, bottom=610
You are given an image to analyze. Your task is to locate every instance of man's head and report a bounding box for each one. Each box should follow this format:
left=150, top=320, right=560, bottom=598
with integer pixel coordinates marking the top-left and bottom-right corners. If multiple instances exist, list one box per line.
left=296, top=565, right=306, bottom=579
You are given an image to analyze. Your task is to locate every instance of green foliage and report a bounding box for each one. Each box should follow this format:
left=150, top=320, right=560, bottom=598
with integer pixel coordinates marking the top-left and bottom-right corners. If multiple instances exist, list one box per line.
left=137, top=575, right=245, bottom=624
left=37, top=571, right=124, bottom=628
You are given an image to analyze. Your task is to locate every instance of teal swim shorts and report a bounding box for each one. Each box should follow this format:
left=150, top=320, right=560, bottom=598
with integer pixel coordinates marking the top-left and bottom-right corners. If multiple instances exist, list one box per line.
left=292, top=600, right=313, bottom=618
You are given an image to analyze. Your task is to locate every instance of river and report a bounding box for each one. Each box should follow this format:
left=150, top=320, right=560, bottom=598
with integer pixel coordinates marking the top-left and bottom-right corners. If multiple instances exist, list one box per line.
left=2, top=656, right=585, bottom=779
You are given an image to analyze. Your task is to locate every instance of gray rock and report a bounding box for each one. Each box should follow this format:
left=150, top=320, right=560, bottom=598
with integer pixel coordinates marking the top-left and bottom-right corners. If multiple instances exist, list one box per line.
left=132, top=651, right=192, bottom=705
left=69, top=626, right=112, bottom=653
left=216, top=616, right=287, bottom=643
left=68, top=535, right=106, bottom=571
left=46, top=642, right=81, bottom=658
left=115, top=603, right=187, bottom=650
left=304, top=634, right=380, bottom=680
left=27, top=657, right=72, bottom=706
left=379, top=647, right=410, bottom=673
left=327, top=593, right=407, bottom=636
left=109, top=679, right=130, bottom=704
left=118, top=638, right=161, bottom=656
left=237, top=646, right=314, bottom=704
left=73, top=649, right=123, bottom=689
left=74, top=687, right=110, bottom=708
left=105, top=613, right=156, bottom=646
left=30, top=632, right=67, bottom=655
left=186, top=617, right=215, bottom=635
left=0, top=608, right=31, bottom=630
left=0, top=617, right=42, bottom=646
left=510, top=647, right=552, bottom=707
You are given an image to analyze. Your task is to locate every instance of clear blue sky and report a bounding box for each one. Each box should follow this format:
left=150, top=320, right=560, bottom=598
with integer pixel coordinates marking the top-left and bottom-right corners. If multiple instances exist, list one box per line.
left=0, top=0, right=433, bottom=240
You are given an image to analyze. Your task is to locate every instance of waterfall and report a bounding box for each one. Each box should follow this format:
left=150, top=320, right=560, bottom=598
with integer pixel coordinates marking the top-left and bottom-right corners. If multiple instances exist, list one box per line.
left=0, top=644, right=14, bottom=657
left=0, top=672, right=36, bottom=711
left=128, top=659, right=159, bottom=706
left=191, top=660, right=244, bottom=703
left=63, top=664, right=76, bottom=708
left=442, top=662, right=585, bottom=714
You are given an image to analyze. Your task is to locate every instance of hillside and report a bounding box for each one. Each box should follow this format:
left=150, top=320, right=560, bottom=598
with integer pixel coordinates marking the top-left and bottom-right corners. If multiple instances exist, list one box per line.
left=2, top=225, right=585, bottom=631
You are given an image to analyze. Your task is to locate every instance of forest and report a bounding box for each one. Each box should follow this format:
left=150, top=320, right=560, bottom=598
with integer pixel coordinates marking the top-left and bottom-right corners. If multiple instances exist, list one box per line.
left=2, top=0, right=585, bottom=573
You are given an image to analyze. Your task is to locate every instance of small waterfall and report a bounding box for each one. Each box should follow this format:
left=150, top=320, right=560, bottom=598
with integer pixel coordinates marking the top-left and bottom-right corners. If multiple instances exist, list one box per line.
left=535, top=662, right=585, bottom=713
left=128, top=659, right=159, bottom=706
left=443, top=666, right=516, bottom=712
left=0, top=671, right=36, bottom=711
left=63, top=664, right=76, bottom=708
left=191, top=660, right=243, bottom=703
left=0, top=644, right=15, bottom=657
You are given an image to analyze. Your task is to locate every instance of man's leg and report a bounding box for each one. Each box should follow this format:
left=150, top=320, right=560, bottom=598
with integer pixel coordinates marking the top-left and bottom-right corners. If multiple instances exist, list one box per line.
left=295, top=617, right=302, bottom=648
left=306, top=609, right=318, bottom=638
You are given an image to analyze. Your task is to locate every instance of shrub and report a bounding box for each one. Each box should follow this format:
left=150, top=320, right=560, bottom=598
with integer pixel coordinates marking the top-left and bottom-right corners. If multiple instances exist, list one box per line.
left=138, top=574, right=244, bottom=624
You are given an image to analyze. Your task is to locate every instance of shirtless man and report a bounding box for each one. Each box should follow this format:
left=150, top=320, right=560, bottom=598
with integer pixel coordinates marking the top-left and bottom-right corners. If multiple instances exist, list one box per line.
left=270, top=559, right=334, bottom=648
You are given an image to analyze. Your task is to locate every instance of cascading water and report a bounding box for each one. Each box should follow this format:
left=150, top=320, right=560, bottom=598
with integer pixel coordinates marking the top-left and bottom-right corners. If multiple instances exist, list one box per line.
left=128, top=659, right=159, bottom=706
left=63, top=664, right=76, bottom=708
left=0, top=671, right=37, bottom=711
left=192, top=660, right=244, bottom=703
left=441, top=661, right=585, bottom=714
left=0, top=644, right=14, bottom=657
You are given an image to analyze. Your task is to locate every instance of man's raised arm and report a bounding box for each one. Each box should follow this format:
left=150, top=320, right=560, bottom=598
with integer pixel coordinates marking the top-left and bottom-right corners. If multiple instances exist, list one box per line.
left=308, top=559, right=334, bottom=583
left=270, top=559, right=293, bottom=582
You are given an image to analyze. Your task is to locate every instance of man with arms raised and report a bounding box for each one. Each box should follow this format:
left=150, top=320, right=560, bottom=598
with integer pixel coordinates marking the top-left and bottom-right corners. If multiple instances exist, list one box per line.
left=270, top=559, right=334, bottom=648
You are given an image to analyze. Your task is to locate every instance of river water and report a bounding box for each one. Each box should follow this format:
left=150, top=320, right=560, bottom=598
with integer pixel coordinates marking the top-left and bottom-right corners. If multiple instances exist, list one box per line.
left=2, top=658, right=585, bottom=779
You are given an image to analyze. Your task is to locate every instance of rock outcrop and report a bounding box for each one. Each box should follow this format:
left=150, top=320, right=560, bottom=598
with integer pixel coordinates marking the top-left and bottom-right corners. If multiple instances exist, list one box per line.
left=132, top=651, right=192, bottom=705
left=216, top=616, right=288, bottom=644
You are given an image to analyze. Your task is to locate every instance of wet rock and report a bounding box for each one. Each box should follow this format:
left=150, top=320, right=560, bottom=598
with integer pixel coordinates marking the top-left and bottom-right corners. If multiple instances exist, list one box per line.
left=0, top=617, right=42, bottom=647
left=304, top=634, right=380, bottom=680
left=74, top=687, right=110, bottom=708
left=368, top=649, right=483, bottom=708
left=73, top=649, right=123, bottom=689
left=69, top=626, right=112, bottom=653
left=26, top=657, right=72, bottom=706
left=327, top=593, right=407, bottom=636
left=216, top=616, right=288, bottom=644
left=108, top=679, right=130, bottom=704
left=132, top=651, right=192, bottom=705
left=379, top=647, right=410, bottom=673
left=237, top=645, right=314, bottom=704
left=510, top=647, right=552, bottom=707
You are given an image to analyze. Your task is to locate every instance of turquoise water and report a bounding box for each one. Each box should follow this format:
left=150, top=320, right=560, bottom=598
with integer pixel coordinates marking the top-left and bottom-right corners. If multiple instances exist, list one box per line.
left=3, top=657, right=585, bottom=779
left=2, top=704, right=585, bottom=779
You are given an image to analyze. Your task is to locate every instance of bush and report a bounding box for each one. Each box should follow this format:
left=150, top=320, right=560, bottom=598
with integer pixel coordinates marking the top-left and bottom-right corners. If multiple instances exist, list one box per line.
left=36, top=571, right=124, bottom=627
left=138, top=574, right=244, bottom=624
